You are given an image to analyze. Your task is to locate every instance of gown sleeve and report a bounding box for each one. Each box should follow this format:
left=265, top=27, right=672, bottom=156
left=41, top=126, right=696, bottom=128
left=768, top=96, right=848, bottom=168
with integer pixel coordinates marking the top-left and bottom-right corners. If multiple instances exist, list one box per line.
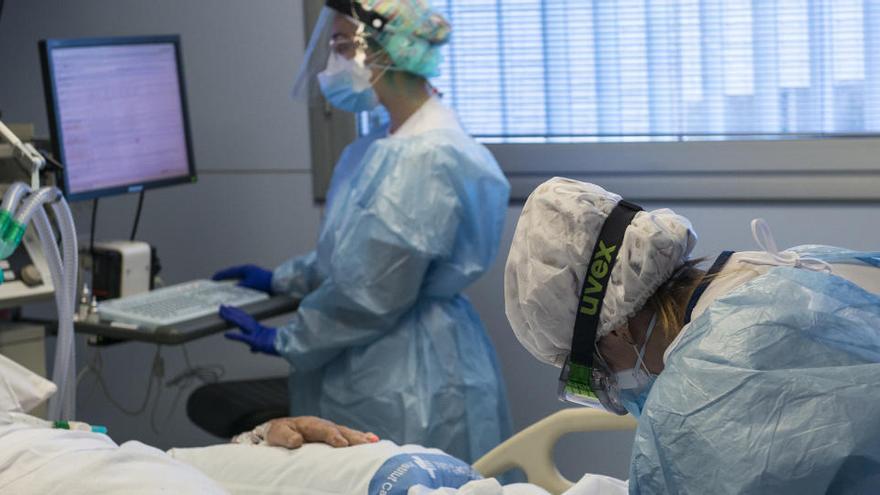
left=272, top=251, right=320, bottom=299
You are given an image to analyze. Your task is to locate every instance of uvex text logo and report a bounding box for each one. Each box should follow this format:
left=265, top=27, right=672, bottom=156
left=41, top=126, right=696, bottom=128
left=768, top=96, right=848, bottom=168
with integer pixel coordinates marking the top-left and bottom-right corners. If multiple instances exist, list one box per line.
left=579, top=241, right=617, bottom=316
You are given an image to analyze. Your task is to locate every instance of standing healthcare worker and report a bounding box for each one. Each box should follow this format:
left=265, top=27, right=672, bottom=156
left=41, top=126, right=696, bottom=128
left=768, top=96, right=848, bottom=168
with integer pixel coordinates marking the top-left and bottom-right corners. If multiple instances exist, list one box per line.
left=505, top=178, right=880, bottom=493
left=214, top=0, right=512, bottom=463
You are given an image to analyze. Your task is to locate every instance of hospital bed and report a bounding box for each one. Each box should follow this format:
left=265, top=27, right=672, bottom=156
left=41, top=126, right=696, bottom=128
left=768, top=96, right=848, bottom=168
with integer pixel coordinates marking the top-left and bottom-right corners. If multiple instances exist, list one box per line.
left=3, top=344, right=638, bottom=495
left=0, top=405, right=637, bottom=494
left=187, top=379, right=637, bottom=493
left=474, top=408, right=637, bottom=495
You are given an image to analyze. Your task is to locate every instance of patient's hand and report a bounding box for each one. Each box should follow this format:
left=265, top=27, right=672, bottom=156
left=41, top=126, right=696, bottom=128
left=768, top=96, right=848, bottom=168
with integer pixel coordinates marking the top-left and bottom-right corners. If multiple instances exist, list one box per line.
left=243, top=416, right=379, bottom=449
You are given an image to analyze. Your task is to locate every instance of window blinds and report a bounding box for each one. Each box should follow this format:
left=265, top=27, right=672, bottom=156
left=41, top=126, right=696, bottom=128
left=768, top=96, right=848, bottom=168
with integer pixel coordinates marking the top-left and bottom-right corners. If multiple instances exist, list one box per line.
left=429, top=0, right=880, bottom=143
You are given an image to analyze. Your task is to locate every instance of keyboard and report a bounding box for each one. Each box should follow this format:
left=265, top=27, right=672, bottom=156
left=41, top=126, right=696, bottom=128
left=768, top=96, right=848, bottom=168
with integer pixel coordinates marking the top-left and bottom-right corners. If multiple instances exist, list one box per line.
left=96, top=280, right=270, bottom=329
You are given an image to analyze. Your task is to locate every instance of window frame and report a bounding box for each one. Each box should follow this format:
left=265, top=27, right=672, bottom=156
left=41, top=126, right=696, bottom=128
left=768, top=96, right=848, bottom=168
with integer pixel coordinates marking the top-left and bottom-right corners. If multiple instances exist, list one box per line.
left=304, top=1, right=357, bottom=203
left=489, top=138, right=880, bottom=201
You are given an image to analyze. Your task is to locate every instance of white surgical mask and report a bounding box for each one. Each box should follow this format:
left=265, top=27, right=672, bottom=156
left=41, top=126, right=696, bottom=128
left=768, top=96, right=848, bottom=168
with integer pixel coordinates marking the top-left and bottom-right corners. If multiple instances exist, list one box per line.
left=317, top=52, right=380, bottom=113
left=613, top=313, right=658, bottom=418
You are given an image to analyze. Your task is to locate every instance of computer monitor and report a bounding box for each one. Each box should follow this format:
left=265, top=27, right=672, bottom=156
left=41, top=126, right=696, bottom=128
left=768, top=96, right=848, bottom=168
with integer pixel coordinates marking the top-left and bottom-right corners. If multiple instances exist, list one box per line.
left=40, top=35, right=197, bottom=201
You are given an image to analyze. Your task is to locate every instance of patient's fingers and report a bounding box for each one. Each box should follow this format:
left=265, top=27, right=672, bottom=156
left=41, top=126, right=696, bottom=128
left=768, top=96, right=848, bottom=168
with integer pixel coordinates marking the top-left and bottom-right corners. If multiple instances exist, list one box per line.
left=296, top=417, right=349, bottom=448
left=266, top=421, right=305, bottom=449
left=264, top=417, right=378, bottom=449
left=338, top=425, right=373, bottom=446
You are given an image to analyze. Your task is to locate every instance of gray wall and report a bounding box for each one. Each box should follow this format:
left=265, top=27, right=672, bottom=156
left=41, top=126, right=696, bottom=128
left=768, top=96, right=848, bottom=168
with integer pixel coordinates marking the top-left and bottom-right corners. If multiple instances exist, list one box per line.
left=0, top=0, right=319, bottom=449
left=2, top=0, right=880, bottom=483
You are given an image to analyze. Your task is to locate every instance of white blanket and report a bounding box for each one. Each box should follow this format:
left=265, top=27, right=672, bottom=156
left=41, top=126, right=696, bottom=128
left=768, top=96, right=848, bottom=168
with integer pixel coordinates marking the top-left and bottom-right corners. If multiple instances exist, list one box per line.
left=0, top=413, right=224, bottom=494
left=0, top=353, right=56, bottom=414
left=170, top=441, right=627, bottom=495
left=0, top=413, right=626, bottom=495
left=169, top=441, right=482, bottom=494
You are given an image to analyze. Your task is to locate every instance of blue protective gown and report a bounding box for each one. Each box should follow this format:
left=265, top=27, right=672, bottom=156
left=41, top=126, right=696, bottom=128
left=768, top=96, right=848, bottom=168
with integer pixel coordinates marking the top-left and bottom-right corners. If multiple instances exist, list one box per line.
left=630, top=247, right=880, bottom=494
left=270, top=101, right=512, bottom=463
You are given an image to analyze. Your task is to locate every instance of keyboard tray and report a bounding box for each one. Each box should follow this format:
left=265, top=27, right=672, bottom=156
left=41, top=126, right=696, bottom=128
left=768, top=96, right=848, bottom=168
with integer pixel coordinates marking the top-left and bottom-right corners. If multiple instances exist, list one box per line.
left=63, top=296, right=298, bottom=345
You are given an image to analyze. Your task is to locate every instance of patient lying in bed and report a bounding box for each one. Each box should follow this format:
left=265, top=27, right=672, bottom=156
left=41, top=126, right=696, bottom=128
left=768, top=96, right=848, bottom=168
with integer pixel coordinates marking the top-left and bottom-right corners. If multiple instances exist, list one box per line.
left=0, top=355, right=624, bottom=495
left=0, top=411, right=626, bottom=495
left=0, top=411, right=491, bottom=494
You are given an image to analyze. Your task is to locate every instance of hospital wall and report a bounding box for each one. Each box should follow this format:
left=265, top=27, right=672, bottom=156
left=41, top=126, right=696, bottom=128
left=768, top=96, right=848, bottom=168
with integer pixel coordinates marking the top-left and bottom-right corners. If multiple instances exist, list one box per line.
left=2, top=0, right=880, bottom=482
left=0, top=0, right=315, bottom=452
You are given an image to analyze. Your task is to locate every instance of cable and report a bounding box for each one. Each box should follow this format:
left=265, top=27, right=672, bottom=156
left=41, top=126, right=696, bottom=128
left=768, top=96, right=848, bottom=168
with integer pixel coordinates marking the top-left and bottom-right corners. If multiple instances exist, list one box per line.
left=90, top=199, right=98, bottom=255
left=150, top=344, right=225, bottom=434
left=177, top=345, right=226, bottom=385
left=79, top=343, right=224, bottom=433
left=130, top=191, right=145, bottom=241
left=82, top=346, right=163, bottom=417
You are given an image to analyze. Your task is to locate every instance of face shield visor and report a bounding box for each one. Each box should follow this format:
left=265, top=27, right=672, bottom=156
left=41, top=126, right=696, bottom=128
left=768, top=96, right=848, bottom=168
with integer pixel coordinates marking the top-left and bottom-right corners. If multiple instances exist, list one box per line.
left=558, top=200, right=643, bottom=416
left=292, top=4, right=392, bottom=106
left=293, top=1, right=450, bottom=106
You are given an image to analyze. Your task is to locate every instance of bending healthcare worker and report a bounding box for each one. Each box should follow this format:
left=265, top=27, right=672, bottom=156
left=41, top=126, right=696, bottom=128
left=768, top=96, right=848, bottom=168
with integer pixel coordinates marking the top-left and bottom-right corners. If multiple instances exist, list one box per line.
left=215, top=0, right=512, bottom=463
left=505, top=178, right=880, bottom=493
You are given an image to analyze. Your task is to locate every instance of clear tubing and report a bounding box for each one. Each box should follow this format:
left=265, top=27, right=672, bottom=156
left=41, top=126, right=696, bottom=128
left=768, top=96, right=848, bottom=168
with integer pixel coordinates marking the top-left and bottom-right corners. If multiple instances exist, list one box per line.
left=14, top=187, right=60, bottom=226
left=25, top=187, right=77, bottom=420
left=50, top=197, right=78, bottom=418
left=1, top=182, right=30, bottom=213
left=5, top=186, right=78, bottom=419
left=34, top=205, right=67, bottom=420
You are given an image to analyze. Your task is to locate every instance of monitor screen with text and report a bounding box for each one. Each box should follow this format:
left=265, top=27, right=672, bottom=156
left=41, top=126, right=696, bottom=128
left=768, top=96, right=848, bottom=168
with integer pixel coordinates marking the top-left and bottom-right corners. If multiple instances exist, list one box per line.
left=42, top=37, right=196, bottom=200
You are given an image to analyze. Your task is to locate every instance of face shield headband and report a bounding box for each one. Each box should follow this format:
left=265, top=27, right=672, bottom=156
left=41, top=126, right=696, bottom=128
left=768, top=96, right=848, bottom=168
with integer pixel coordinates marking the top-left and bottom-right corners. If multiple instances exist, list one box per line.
left=326, top=0, right=390, bottom=33
left=558, top=200, right=643, bottom=415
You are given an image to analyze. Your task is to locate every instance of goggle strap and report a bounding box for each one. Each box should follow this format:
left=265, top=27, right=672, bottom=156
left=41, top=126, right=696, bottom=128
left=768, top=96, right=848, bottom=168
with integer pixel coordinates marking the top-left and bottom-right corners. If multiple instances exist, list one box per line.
left=569, top=200, right=643, bottom=367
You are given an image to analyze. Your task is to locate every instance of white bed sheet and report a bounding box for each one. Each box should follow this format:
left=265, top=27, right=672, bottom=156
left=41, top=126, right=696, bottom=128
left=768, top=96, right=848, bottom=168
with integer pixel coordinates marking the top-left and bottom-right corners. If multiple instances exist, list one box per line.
left=0, top=412, right=627, bottom=495
left=169, top=440, right=482, bottom=494
left=0, top=413, right=224, bottom=494
left=170, top=440, right=627, bottom=495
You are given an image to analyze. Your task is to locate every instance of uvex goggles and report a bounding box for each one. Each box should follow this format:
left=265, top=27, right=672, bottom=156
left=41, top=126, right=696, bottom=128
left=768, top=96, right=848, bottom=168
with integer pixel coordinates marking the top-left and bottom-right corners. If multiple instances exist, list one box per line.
left=558, top=200, right=643, bottom=415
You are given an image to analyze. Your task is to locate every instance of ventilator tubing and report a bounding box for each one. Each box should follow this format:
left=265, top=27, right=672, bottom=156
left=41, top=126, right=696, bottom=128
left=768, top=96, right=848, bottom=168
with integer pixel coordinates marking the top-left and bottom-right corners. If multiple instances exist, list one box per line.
left=0, top=184, right=79, bottom=418
left=1, top=182, right=31, bottom=214
left=9, top=185, right=79, bottom=420
left=45, top=198, right=77, bottom=420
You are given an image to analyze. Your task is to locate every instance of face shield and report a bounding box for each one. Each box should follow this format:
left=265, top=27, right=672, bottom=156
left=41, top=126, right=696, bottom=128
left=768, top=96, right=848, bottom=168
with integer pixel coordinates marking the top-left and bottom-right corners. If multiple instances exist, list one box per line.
left=294, top=7, right=358, bottom=104
left=292, top=1, right=450, bottom=106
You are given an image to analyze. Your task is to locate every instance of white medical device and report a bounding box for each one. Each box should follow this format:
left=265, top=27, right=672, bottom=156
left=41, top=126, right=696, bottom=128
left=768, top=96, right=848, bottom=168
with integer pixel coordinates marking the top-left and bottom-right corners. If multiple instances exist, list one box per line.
left=97, top=280, right=269, bottom=330
left=88, top=240, right=153, bottom=299
left=0, top=126, right=55, bottom=308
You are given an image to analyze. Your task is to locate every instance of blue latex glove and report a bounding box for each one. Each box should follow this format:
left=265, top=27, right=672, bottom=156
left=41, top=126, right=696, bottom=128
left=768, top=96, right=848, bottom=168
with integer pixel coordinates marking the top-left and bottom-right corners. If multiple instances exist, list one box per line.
left=213, top=265, right=274, bottom=294
left=220, top=305, right=279, bottom=356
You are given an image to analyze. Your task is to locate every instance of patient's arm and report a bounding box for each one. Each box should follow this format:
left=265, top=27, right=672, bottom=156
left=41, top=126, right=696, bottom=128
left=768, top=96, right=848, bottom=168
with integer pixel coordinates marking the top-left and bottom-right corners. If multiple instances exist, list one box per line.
left=233, top=416, right=379, bottom=449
